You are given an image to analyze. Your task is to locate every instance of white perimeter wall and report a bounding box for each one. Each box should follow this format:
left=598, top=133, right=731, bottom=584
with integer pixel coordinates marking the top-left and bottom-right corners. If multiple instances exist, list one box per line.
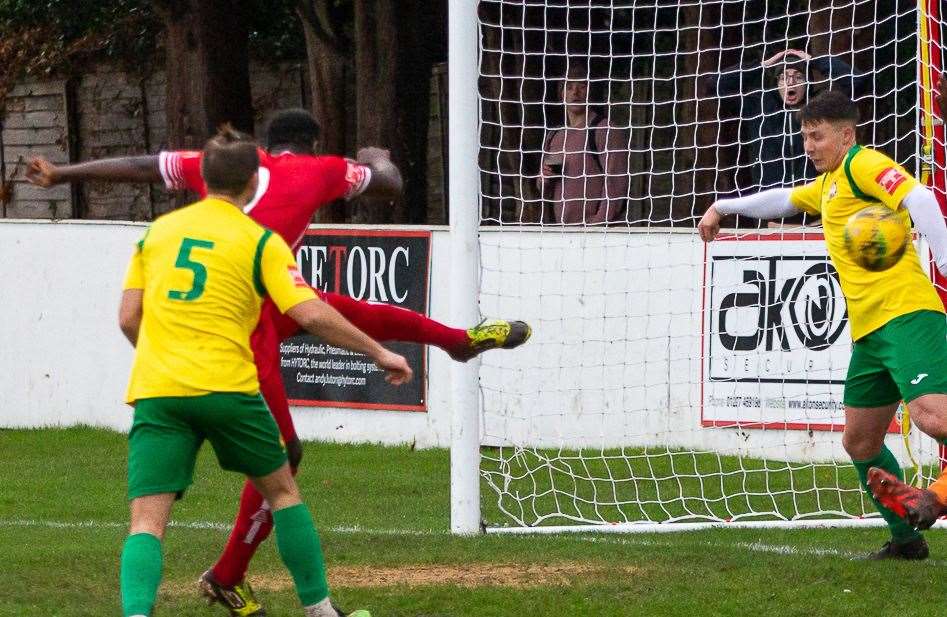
left=0, top=220, right=455, bottom=448
left=0, top=221, right=922, bottom=463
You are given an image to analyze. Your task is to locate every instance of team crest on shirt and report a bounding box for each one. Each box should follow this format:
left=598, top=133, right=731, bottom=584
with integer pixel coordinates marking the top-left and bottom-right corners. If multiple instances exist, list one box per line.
left=288, top=264, right=308, bottom=288
left=827, top=182, right=837, bottom=200
left=875, top=167, right=906, bottom=195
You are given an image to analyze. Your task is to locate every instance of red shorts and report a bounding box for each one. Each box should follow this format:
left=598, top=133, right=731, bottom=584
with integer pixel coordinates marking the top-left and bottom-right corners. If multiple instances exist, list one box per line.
left=250, top=290, right=325, bottom=443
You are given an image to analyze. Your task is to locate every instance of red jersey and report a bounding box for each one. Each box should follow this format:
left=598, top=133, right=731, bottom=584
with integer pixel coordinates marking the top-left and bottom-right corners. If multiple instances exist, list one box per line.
left=159, top=149, right=371, bottom=249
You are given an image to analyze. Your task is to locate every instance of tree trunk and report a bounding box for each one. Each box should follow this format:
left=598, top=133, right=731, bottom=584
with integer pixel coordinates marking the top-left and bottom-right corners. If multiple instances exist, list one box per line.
left=393, top=1, right=444, bottom=224
left=353, top=0, right=401, bottom=223
left=296, top=0, right=352, bottom=223
left=200, top=1, right=253, bottom=135
left=298, top=0, right=444, bottom=224
left=477, top=1, right=540, bottom=224
left=158, top=0, right=203, bottom=151
left=156, top=0, right=253, bottom=151
left=478, top=9, right=504, bottom=223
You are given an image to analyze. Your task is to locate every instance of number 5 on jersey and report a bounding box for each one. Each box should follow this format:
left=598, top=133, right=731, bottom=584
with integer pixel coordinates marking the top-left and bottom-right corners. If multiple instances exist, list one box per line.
left=168, top=238, right=215, bottom=301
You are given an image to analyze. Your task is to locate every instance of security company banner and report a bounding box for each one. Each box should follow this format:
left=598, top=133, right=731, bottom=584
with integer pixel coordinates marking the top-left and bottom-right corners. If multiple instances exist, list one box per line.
left=281, top=229, right=430, bottom=411
left=702, top=233, right=851, bottom=431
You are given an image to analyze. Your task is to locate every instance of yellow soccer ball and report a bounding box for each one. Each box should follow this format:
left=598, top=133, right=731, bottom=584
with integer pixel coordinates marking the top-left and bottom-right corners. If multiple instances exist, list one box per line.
left=843, top=205, right=909, bottom=272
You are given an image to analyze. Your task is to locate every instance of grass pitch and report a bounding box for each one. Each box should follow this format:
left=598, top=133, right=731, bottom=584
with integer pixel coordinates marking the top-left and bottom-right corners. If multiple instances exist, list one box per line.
left=0, top=426, right=945, bottom=616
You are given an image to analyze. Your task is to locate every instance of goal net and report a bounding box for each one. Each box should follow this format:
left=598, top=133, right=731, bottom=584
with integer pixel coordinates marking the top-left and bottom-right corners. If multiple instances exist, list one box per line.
left=471, top=0, right=946, bottom=531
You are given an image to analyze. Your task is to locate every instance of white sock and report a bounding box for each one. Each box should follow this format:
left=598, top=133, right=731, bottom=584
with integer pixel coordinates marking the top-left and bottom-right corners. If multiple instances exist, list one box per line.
left=305, top=597, right=338, bottom=617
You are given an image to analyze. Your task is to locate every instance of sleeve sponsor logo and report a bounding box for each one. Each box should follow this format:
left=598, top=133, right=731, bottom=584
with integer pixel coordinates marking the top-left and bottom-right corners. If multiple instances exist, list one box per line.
left=288, top=264, right=308, bottom=288
left=875, top=167, right=907, bottom=195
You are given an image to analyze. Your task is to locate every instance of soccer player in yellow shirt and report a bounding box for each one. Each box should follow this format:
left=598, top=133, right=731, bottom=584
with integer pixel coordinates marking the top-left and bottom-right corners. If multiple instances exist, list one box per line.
left=118, top=126, right=411, bottom=617
left=698, top=90, right=947, bottom=559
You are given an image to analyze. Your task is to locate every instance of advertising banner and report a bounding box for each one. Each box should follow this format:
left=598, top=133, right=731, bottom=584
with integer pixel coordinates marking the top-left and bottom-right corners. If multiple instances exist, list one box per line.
left=281, top=229, right=431, bottom=411
left=702, top=233, right=852, bottom=430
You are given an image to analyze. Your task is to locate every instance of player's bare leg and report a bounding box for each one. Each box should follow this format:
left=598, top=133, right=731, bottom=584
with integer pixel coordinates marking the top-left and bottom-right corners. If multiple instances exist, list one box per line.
left=207, top=328, right=365, bottom=617
left=867, top=393, right=947, bottom=531
left=204, top=327, right=299, bottom=616
left=121, top=493, right=176, bottom=617
left=842, top=403, right=929, bottom=559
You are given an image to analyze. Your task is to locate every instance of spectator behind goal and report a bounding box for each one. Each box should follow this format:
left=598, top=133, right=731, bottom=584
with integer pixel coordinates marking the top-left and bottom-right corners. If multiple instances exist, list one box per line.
left=537, top=62, right=632, bottom=225
left=704, top=47, right=869, bottom=196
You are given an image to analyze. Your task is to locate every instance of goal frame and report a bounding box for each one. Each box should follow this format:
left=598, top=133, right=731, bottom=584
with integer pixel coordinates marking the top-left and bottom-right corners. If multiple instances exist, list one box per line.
left=448, top=0, right=947, bottom=535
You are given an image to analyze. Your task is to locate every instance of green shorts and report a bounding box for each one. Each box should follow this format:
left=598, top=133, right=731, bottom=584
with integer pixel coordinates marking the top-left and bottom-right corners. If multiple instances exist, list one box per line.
left=127, top=392, right=287, bottom=500
left=844, top=310, right=947, bottom=408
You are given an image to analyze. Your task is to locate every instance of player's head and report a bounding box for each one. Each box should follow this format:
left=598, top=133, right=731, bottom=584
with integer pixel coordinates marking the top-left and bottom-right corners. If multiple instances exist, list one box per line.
left=798, top=90, right=858, bottom=173
left=264, top=108, right=321, bottom=153
left=201, top=124, right=260, bottom=202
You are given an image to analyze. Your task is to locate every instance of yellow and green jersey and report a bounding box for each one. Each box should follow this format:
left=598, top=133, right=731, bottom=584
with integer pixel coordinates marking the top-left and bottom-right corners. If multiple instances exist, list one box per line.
left=790, top=144, right=943, bottom=340
left=123, top=197, right=316, bottom=403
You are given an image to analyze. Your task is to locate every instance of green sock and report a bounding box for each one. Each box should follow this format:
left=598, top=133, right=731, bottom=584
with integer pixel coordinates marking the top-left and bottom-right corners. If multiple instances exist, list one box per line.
left=120, top=532, right=163, bottom=617
left=852, top=446, right=920, bottom=543
left=273, top=503, right=330, bottom=606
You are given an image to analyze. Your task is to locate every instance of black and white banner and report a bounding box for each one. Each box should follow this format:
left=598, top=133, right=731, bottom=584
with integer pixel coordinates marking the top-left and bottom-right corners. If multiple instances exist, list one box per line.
left=702, top=234, right=851, bottom=430
left=281, top=229, right=430, bottom=412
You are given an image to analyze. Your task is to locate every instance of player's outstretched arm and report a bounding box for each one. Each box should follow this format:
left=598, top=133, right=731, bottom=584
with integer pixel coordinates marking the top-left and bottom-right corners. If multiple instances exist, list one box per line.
left=356, top=147, right=403, bottom=199
left=697, top=187, right=800, bottom=242
left=26, top=155, right=161, bottom=188
left=286, top=298, right=413, bottom=385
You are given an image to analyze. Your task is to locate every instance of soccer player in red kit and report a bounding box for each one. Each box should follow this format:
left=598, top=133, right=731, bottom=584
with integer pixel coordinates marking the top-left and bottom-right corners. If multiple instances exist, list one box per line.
left=27, top=108, right=531, bottom=617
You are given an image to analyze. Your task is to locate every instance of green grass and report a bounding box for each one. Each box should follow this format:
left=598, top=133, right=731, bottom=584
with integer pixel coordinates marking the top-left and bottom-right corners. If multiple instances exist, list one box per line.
left=1, top=426, right=945, bottom=616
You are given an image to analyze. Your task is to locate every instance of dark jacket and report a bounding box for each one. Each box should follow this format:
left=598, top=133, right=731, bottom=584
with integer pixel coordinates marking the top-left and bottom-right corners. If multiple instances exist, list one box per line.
left=705, top=56, right=869, bottom=194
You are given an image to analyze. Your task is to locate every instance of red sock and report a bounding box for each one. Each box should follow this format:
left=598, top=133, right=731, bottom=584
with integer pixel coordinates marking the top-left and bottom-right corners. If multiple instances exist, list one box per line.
left=320, top=291, right=469, bottom=353
left=211, top=479, right=275, bottom=586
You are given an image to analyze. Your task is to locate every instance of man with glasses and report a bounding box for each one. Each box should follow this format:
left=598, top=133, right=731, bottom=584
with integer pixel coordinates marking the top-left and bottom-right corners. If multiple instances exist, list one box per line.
left=704, top=48, right=868, bottom=196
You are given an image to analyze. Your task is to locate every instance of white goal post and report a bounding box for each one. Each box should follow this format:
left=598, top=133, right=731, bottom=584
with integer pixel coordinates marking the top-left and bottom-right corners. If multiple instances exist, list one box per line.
left=449, top=0, right=947, bottom=534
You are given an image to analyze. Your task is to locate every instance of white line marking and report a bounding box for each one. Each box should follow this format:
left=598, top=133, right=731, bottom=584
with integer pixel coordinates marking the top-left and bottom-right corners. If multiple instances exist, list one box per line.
left=573, top=534, right=947, bottom=565
left=3, top=519, right=943, bottom=564
left=0, top=519, right=439, bottom=535
left=571, top=534, right=856, bottom=558
left=328, top=525, right=438, bottom=536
